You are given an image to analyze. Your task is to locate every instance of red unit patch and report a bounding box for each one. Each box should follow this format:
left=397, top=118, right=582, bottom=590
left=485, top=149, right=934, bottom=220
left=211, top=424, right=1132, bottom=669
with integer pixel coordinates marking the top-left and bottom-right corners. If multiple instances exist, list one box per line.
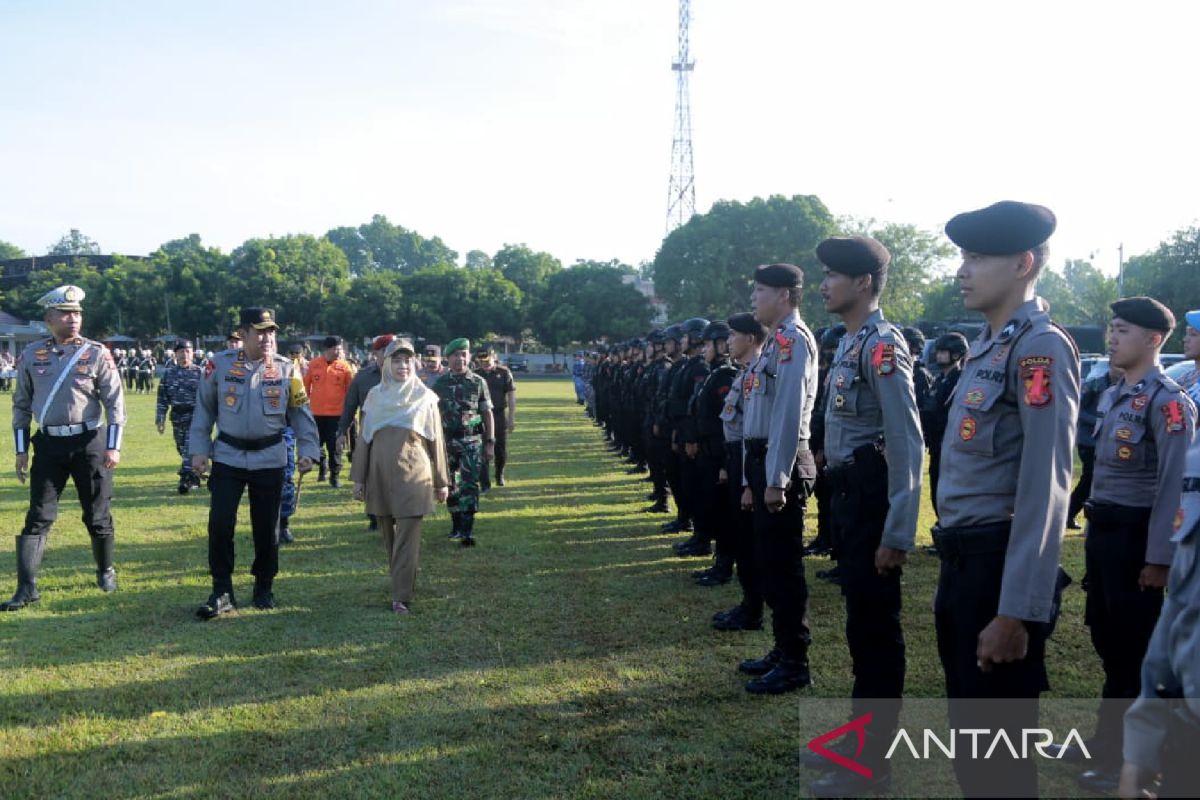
left=1019, top=356, right=1054, bottom=407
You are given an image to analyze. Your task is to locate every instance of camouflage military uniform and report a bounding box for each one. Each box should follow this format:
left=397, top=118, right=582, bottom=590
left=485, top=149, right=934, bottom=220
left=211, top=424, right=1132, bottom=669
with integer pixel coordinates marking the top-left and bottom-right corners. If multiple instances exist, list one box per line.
left=432, top=370, right=493, bottom=539
left=156, top=361, right=203, bottom=487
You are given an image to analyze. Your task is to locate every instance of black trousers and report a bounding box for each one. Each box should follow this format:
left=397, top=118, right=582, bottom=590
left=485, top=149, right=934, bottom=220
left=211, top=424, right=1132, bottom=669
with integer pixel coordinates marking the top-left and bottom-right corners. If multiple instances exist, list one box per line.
left=481, top=418, right=509, bottom=490
left=829, top=457, right=904, bottom=730
left=927, top=444, right=942, bottom=518
left=745, top=443, right=814, bottom=662
left=22, top=428, right=114, bottom=540
left=207, top=462, right=285, bottom=594
left=647, top=431, right=670, bottom=501
left=1084, top=503, right=1163, bottom=762
left=934, top=524, right=1060, bottom=798
left=1068, top=446, right=1096, bottom=522
left=664, top=430, right=689, bottom=525
left=695, top=442, right=730, bottom=558
left=314, top=415, right=343, bottom=476
left=725, top=442, right=762, bottom=615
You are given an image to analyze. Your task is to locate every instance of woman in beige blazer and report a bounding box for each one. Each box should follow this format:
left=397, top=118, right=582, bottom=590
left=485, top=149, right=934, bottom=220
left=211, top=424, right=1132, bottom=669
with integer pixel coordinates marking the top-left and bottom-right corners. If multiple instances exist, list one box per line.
left=351, top=338, right=449, bottom=614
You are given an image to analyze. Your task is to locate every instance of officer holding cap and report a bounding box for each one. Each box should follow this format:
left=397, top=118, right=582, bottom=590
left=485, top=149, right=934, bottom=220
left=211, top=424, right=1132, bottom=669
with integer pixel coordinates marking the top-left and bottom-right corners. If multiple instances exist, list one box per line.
left=934, top=201, right=1080, bottom=797
left=156, top=339, right=204, bottom=494
left=189, top=307, right=320, bottom=618
left=1070, top=297, right=1195, bottom=793
left=737, top=263, right=819, bottom=694
left=808, top=237, right=923, bottom=796
left=1, top=285, right=126, bottom=611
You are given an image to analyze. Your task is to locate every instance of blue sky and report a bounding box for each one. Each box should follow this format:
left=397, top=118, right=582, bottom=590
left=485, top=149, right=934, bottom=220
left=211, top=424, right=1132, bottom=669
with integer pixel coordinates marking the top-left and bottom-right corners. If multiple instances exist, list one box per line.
left=2, top=0, right=1197, bottom=276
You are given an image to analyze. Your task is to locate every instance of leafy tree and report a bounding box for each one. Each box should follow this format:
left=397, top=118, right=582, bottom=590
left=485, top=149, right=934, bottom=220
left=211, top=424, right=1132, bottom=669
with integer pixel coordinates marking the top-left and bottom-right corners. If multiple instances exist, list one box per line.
left=1032, top=259, right=1116, bottom=327
left=0, top=240, right=25, bottom=259
left=651, top=194, right=837, bottom=323
left=323, top=272, right=406, bottom=343
left=143, top=235, right=233, bottom=337
left=325, top=214, right=457, bottom=275
left=8, top=259, right=105, bottom=325
left=533, top=262, right=652, bottom=346
left=46, top=229, right=101, bottom=256
left=1121, top=226, right=1200, bottom=347
left=399, top=266, right=522, bottom=344
left=464, top=250, right=493, bottom=270
left=493, top=244, right=562, bottom=296
left=228, top=235, right=351, bottom=333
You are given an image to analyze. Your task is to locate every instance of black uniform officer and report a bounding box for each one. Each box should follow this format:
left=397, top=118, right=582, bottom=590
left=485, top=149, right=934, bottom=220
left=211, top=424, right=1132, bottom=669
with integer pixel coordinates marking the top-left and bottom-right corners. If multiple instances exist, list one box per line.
left=1, top=285, right=127, bottom=611
left=657, top=326, right=691, bottom=533
left=189, top=307, right=320, bottom=618
left=669, top=318, right=711, bottom=555
left=807, top=323, right=846, bottom=558
left=738, top=263, right=819, bottom=694
left=683, top=321, right=738, bottom=585
left=922, top=332, right=968, bottom=518
left=475, top=344, right=516, bottom=489
left=640, top=330, right=673, bottom=513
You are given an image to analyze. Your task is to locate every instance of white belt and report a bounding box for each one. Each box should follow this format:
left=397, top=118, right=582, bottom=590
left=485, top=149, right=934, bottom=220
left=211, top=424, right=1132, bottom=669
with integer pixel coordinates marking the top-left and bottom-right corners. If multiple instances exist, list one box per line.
left=42, top=420, right=100, bottom=437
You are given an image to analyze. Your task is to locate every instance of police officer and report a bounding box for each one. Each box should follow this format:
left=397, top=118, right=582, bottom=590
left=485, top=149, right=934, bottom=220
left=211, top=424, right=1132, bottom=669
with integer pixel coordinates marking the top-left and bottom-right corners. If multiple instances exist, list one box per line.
left=684, top=320, right=738, bottom=585
left=419, top=344, right=444, bottom=386
left=738, top=263, right=819, bottom=694
left=711, top=313, right=769, bottom=630
left=156, top=339, right=204, bottom=494
left=475, top=343, right=516, bottom=488
left=1070, top=359, right=1122, bottom=529
left=1120, top=426, right=1200, bottom=798
left=807, top=324, right=846, bottom=559
left=338, top=334, right=392, bottom=531
left=189, top=307, right=319, bottom=618
left=922, top=332, right=968, bottom=519
left=903, top=326, right=933, bottom=438
left=2, top=285, right=126, bottom=611
left=655, top=326, right=690, bottom=532
left=641, top=330, right=674, bottom=513
left=432, top=338, right=495, bottom=547
left=934, top=201, right=1080, bottom=798
left=668, top=318, right=710, bottom=554
left=1071, top=297, right=1195, bottom=793
left=807, top=237, right=923, bottom=796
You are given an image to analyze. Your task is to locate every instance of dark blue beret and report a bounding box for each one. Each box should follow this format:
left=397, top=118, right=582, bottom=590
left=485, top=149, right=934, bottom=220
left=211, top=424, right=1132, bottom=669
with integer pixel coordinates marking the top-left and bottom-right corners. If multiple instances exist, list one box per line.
left=945, top=201, right=1056, bottom=255
left=754, top=263, right=804, bottom=288
left=816, top=237, right=891, bottom=275
left=1111, top=296, right=1175, bottom=334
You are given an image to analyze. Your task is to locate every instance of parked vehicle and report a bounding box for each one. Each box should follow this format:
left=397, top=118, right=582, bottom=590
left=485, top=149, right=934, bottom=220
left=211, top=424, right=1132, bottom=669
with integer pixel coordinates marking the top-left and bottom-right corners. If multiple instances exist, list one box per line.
left=505, top=354, right=529, bottom=372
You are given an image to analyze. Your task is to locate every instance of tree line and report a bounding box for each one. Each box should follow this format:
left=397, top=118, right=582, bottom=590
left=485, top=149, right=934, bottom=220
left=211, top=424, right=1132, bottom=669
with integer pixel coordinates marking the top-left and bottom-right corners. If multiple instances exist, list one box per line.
left=3, top=199, right=1199, bottom=348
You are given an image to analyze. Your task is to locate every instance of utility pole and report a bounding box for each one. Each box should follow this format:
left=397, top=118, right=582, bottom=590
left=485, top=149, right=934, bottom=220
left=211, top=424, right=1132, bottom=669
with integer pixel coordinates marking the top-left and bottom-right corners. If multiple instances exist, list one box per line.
left=1117, top=243, right=1124, bottom=297
left=665, top=0, right=695, bottom=234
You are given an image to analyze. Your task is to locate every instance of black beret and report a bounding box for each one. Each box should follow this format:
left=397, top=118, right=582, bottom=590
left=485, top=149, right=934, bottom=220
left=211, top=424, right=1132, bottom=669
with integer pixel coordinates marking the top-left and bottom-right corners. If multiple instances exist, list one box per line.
left=945, top=201, right=1057, bottom=255
left=754, top=263, right=804, bottom=288
left=1111, top=296, right=1176, bottom=334
left=727, top=312, right=768, bottom=339
left=473, top=342, right=495, bottom=355
left=816, top=237, right=891, bottom=275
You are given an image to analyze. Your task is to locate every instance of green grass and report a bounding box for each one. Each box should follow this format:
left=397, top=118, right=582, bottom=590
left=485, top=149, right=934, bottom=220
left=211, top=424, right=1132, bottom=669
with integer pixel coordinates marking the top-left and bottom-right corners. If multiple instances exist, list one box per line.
left=0, top=381, right=1101, bottom=798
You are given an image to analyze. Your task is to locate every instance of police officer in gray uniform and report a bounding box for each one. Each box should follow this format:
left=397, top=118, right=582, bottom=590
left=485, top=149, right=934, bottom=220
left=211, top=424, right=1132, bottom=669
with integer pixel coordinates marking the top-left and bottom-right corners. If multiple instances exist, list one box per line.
left=737, top=263, right=819, bottom=694
left=934, top=202, right=1080, bottom=798
left=808, top=237, right=923, bottom=797
left=1120, top=429, right=1200, bottom=798
left=2, top=285, right=126, bottom=611
left=189, top=307, right=320, bottom=618
left=1071, top=297, right=1195, bottom=793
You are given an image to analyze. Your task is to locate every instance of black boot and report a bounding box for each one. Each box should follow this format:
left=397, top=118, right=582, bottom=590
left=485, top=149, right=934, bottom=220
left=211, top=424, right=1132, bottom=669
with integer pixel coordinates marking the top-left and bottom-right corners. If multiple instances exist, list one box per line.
left=449, top=512, right=465, bottom=541
left=745, top=656, right=813, bottom=694
left=278, top=517, right=294, bottom=544
left=91, top=535, right=117, bottom=593
left=252, top=580, right=276, bottom=610
left=460, top=513, right=477, bottom=548
left=317, top=462, right=327, bottom=482
left=0, top=535, right=46, bottom=611
left=694, top=553, right=733, bottom=586
left=367, top=514, right=378, bottom=531
left=643, top=499, right=670, bottom=514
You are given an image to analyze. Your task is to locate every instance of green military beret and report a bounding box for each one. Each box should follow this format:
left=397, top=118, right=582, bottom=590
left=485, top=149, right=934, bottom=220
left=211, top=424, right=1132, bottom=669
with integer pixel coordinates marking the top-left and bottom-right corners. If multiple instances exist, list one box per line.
left=445, top=337, right=471, bottom=356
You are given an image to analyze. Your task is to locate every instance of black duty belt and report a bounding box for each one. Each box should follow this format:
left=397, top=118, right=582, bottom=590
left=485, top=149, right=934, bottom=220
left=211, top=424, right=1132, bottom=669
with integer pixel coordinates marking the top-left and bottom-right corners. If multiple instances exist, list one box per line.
left=932, top=521, right=1011, bottom=561
left=217, top=431, right=283, bottom=451
left=743, top=438, right=809, bottom=457
left=1083, top=500, right=1152, bottom=527
left=1184, top=477, right=1200, bottom=493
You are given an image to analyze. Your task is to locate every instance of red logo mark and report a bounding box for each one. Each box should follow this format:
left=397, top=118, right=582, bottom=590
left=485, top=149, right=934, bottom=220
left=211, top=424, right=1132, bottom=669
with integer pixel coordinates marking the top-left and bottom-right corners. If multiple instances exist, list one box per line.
left=807, top=713, right=873, bottom=778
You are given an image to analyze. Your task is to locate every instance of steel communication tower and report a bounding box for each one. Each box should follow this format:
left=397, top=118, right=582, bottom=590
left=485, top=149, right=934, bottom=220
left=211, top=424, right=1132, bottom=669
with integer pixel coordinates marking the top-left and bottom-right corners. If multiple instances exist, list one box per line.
left=665, top=0, right=695, bottom=234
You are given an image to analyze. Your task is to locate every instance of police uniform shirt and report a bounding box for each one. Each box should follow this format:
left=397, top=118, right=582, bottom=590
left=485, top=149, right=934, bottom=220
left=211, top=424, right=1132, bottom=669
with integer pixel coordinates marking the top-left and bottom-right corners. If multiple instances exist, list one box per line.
left=1123, top=434, right=1200, bottom=771
left=823, top=309, right=924, bottom=551
left=1090, top=368, right=1196, bottom=565
left=155, top=363, right=203, bottom=423
left=480, top=364, right=515, bottom=412
left=741, top=310, right=818, bottom=488
left=719, top=367, right=749, bottom=443
left=188, top=349, right=320, bottom=469
left=937, top=297, right=1080, bottom=622
left=12, top=336, right=127, bottom=451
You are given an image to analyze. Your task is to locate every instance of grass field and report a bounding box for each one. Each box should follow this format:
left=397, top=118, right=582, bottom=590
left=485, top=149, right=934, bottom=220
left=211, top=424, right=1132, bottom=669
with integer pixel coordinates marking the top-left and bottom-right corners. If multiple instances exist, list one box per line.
left=0, top=380, right=1102, bottom=798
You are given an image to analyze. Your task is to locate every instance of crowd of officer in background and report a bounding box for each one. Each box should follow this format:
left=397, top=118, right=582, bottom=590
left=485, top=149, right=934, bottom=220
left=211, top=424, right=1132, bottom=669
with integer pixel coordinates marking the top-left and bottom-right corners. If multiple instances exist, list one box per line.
left=580, top=201, right=1200, bottom=799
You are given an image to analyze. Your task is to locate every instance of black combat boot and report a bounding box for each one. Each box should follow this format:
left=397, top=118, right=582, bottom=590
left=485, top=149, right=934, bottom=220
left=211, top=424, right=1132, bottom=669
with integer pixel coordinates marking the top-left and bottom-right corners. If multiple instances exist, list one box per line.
left=278, top=517, right=294, bottom=544
left=0, top=536, right=46, bottom=611
left=448, top=512, right=464, bottom=541
left=694, top=553, right=733, bottom=586
left=745, top=655, right=813, bottom=694
left=92, top=535, right=117, bottom=592
left=252, top=579, right=276, bottom=610
left=460, top=513, right=477, bottom=548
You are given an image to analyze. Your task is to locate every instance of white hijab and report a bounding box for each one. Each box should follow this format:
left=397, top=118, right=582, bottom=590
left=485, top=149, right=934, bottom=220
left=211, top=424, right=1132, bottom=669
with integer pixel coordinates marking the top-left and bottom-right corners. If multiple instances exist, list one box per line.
left=361, top=341, right=441, bottom=443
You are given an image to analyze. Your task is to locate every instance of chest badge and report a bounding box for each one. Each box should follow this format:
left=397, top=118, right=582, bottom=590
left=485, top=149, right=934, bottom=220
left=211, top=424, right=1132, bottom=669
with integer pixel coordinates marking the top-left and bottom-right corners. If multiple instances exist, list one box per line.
left=963, top=389, right=985, bottom=407
left=1131, top=394, right=1148, bottom=411
left=1115, top=427, right=1133, bottom=441
left=959, top=416, right=977, bottom=441
left=834, top=393, right=846, bottom=409
left=224, top=395, right=237, bottom=407
left=1117, top=444, right=1135, bottom=461
left=835, top=373, right=846, bottom=389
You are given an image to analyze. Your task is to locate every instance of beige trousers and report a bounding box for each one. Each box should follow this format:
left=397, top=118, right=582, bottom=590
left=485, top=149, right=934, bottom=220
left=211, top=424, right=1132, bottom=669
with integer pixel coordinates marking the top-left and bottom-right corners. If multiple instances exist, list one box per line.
left=378, top=515, right=423, bottom=603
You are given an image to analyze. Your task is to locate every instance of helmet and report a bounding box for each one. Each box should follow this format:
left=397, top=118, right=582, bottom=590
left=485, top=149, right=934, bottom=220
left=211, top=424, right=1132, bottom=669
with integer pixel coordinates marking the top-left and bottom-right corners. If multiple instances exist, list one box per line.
left=682, top=317, right=710, bottom=338
left=664, top=324, right=684, bottom=343
left=901, top=326, right=926, bottom=355
left=819, top=324, right=847, bottom=350
left=934, top=332, right=969, bottom=359
left=701, top=321, right=731, bottom=341
left=628, top=338, right=644, bottom=350
left=646, top=328, right=665, bottom=344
